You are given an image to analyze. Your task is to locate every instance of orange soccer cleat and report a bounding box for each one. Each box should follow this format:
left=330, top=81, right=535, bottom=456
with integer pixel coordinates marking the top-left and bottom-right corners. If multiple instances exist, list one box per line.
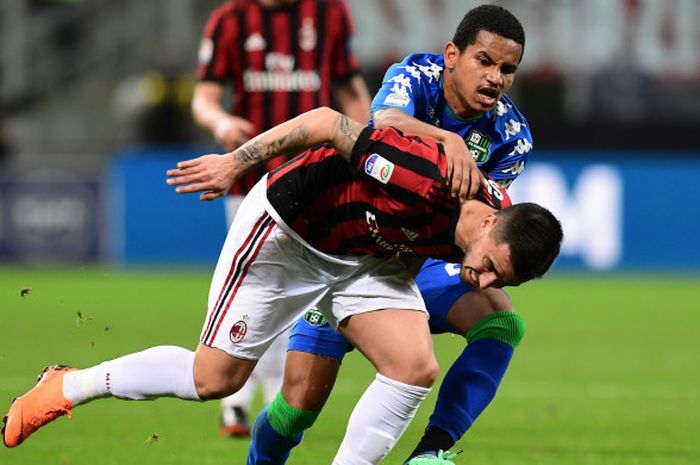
left=219, top=422, right=251, bottom=438
left=2, top=365, right=76, bottom=448
left=219, top=406, right=251, bottom=438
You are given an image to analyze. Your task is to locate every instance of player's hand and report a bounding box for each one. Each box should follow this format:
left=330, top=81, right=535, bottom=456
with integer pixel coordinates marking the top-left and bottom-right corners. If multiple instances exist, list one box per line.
left=166, top=153, right=239, bottom=201
left=214, top=116, right=255, bottom=151
left=442, top=132, right=481, bottom=199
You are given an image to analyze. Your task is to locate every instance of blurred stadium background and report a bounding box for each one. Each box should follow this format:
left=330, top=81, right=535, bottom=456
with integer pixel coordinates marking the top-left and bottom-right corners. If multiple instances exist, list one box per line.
left=1, top=1, right=698, bottom=464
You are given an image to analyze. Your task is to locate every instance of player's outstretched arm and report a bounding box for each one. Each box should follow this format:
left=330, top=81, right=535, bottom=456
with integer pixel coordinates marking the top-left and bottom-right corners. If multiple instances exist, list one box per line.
left=166, top=107, right=365, bottom=200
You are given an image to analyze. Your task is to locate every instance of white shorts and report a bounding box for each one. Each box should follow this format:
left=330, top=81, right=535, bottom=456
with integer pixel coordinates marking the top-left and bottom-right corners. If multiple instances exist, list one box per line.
left=201, top=178, right=427, bottom=360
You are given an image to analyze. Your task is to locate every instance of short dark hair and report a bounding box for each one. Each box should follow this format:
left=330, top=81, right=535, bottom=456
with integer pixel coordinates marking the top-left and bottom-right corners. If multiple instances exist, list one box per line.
left=453, top=5, right=525, bottom=58
left=493, top=203, right=562, bottom=282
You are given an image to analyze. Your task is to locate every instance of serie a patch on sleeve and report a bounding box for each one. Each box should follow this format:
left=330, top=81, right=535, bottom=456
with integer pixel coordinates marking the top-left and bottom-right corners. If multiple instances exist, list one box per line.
left=364, top=153, right=394, bottom=184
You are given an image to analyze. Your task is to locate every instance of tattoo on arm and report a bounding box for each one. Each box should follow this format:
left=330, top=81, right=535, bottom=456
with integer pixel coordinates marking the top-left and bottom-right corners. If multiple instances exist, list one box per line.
left=231, top=112, right=362, bottom=170
left=233, top=125, right=311, bottom=169
left=333, top=114, right=363, bottom=158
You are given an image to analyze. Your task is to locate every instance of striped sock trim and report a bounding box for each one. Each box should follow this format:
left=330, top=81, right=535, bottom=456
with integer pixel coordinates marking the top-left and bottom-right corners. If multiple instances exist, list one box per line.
left=466, top=311, right=526, bottom=348
left=267, top=392, right=320, bottom=438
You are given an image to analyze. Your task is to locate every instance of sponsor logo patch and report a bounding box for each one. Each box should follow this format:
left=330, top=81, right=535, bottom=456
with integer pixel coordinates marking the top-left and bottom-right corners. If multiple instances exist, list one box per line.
left=465, top=130, right=493, bottom=163
left=384, top=92, right=410, bottom=107
left=364, top=154, right=394, bottom=184
left=299, top=18, right=316, bottom=51
left=229, top=320, right=248, bottom=343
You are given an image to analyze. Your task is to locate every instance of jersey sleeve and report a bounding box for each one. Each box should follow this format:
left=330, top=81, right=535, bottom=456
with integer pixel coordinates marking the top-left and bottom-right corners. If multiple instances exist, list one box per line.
left=330, top=0, right=360, bottom=80
left=350, top=127, right=445, bottom=196
left=483, top=117, right=533, bottom=189
left=370, top=57, right=425, bottom=117
left=196, top=6, right=237, bottom=83
left=477, top=173, right=512, bottom=209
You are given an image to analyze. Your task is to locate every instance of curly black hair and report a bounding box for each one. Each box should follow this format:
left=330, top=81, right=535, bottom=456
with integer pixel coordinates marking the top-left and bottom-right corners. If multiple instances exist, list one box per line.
left=453, top=5, right=525, bottom=58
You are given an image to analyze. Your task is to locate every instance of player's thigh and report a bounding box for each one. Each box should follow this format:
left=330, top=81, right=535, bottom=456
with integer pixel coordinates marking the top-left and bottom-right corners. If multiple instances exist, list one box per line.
left=204, top=216, right=329, bottom=360
left=339, top=308, right=437, bottom=387
left=332, top=257, right=436, bottom=385
left=254, top=329, right=290, bottom=380
left=446, top=287, right=514, bottom=335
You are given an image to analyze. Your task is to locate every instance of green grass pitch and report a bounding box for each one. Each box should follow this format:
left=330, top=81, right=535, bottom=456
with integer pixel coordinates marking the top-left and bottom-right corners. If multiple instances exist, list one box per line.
left=1, top=267, right=698, bottom=465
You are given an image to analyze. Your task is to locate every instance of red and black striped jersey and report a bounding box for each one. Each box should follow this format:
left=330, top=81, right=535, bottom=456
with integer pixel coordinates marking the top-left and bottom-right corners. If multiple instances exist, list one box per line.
left=265, top=127, right=511, bottom=260
left=197, top=0, right=360, bottom=195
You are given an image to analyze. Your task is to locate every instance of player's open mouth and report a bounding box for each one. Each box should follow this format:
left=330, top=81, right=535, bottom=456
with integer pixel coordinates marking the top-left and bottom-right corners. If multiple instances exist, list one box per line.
left=477, top=87, right=499, bottom=106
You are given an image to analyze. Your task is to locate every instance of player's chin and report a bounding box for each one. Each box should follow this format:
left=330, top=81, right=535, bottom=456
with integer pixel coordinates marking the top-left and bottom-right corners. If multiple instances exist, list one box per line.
left=474, top=100, right=498, bottom=113
left=472, top=97, right=497, bottom=113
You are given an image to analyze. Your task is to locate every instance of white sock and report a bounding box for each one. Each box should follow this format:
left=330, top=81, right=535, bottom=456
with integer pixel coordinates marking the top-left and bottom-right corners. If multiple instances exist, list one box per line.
left=62, top=345, right=200, bottom=405
left=332, top=373, right=430, bottom=465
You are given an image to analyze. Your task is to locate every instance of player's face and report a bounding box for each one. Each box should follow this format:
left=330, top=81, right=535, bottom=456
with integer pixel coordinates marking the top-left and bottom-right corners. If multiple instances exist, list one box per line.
left=443, top=30, right=522, bottom=118
left=460, top=230, right=520, bottom=289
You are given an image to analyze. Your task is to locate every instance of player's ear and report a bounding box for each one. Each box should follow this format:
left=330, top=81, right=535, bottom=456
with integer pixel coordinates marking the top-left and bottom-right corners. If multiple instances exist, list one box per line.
left=444, top=42, right=460, bottom=69
left=481, top=212, right=498, bottom=230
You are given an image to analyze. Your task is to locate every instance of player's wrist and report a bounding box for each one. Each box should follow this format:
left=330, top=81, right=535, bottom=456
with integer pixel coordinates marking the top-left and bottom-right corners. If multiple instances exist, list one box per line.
left=439, top=130, right=463, bottom=145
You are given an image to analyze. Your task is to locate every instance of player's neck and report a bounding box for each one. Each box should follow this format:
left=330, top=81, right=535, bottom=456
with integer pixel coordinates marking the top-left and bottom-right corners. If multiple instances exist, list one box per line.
left=443, top=78, right=483, bottom=121
left=454, top=200, right=494, bottom=251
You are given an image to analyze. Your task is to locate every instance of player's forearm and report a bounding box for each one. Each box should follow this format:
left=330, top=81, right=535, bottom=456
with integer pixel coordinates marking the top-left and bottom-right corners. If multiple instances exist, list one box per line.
left=192, top=96, right=228, bottom=133
left=373, top=108, right=456, bottom=144
left=191, top=83, right=228, bottom=133
left=229, top=107, right=363, bottom=170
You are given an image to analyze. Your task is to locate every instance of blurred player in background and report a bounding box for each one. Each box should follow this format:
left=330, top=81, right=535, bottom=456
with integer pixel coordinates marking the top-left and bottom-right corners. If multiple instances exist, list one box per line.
left=192, top=0, right=371, bottom=437
left=243, top=5, right=534, bottom=465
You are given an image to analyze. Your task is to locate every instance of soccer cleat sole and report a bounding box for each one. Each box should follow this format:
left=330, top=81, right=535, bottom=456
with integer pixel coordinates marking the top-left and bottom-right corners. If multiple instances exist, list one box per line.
left=2, top=398, right=17, bottom=448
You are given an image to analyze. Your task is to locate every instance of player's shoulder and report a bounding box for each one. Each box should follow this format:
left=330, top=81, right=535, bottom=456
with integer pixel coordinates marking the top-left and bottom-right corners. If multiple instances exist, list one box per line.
left=419, top=258, right=462, bottom=281
left=492, top=94, right=527, bottom=123
left=489, top=94, right=532, bottom=142
left=383, top=53, right=444, bottom=96
left=393, top=53, right=445, bottom=80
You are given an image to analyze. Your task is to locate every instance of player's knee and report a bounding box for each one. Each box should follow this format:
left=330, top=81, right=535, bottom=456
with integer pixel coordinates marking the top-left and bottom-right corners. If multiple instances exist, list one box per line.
left=416, top=355, right=440, bottom=387
left=385, top=352, right=439, bottom=388
left=193, top=346, right=256, bottom=399
left=466, top=310, right=526, bottom=348
left=194, top=376, right=241, bottom=400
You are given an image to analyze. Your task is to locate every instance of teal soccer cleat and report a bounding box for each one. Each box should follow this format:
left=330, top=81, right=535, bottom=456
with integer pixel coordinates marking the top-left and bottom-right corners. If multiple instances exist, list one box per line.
left=406, top=450, right=459, bottom=465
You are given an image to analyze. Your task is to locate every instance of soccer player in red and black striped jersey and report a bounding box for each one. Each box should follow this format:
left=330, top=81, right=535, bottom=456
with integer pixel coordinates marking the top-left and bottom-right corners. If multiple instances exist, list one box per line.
left=193, top=0, right=370, bottom=435
left=194, top=0, right=370, bottom=221
left=1, top=108, right=561, bottom=464
left=165, top=107, right=559, bottom=462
